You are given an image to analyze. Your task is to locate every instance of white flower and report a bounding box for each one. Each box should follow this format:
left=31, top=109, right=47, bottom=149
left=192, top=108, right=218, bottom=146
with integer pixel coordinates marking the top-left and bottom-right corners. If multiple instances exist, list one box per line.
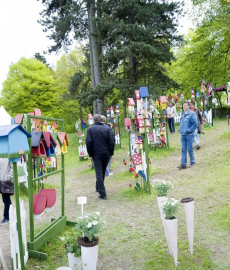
left=79, top=216, right=83, bottom=220
left=87, top=222, right=92, bottom=228
left=92, top=220, right=98, bottom=225
left=171, top=202, right=175, bottom=206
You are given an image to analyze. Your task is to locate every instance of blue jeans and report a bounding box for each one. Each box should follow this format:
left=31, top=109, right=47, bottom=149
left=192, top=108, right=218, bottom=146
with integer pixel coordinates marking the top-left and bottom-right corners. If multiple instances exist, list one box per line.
left=181, top=135, right=195, bottom=166
left=194, top=128, right=199, bottom=146
left=2, top=193, right=11, bottom=220
left=105, top=157, right=111, bottom=176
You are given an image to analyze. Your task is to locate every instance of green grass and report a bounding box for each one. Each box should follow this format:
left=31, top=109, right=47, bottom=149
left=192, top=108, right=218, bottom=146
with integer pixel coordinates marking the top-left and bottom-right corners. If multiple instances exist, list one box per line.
left=24, top=118, right=230, bottom=269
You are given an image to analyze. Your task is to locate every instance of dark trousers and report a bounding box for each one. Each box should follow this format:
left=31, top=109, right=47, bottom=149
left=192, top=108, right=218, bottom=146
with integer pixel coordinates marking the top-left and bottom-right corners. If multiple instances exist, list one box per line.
left=168, top=117, right=175, bottom=133
left=93, top=154, right=110, bottom=197
left=2, top=193, right=12, bottom=220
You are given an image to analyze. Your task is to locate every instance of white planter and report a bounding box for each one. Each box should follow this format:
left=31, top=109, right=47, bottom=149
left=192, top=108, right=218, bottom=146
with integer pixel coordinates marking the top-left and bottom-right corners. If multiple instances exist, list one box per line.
left=67, top=253, right=81, bottom=270
left=157, top=196, right=172, bottom=256
left=81, top=245, right=98, bottom=270
left=164, top=218, right=178, bottom=266
left=181, top=197, right=194, bottom=255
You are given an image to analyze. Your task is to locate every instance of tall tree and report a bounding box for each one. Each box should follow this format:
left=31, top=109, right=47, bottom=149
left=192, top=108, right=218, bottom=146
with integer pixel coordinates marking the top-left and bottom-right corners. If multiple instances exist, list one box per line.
left=38, top=0, right=104, bottom=114
left=34, top=52, right=50, bottom=68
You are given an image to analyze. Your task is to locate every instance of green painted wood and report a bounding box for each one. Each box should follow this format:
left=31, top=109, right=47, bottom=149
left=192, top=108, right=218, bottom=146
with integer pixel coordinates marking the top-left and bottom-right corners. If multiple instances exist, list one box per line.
left=165, top=113, right=169, bottom=150
left=28, top=250, right=48, bottom=260
left=143, top=119, right=151, bottom=194
left=27, top=114, right=35, bottom=243
left=27, top=216, right=67, bottom=251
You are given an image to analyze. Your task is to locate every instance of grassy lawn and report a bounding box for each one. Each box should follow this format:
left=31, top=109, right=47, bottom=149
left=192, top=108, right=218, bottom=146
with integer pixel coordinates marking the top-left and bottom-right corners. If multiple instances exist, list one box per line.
left=25, top=118, right=230, bottom=269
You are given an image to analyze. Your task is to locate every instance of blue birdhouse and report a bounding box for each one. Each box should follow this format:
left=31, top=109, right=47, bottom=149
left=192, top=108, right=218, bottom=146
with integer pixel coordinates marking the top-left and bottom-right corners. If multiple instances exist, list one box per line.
left=139, top=87, right=149, bottom=98
left=0, top=124, right=32, bottom=162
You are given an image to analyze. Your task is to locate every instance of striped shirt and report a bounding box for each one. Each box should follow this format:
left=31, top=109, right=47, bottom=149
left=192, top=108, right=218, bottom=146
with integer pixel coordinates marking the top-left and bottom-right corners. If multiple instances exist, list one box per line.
left=0, top=158, right=13, bottom=181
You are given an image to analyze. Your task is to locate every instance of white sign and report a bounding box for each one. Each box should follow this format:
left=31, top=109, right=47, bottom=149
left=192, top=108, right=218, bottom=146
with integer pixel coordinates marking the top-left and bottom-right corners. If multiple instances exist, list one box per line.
left=78, top=197, right=87, bottom=204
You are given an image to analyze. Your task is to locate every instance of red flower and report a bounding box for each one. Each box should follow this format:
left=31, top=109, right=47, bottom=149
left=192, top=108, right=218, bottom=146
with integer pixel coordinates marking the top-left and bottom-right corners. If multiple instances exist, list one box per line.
left=129, top=183, right=132, bottom=187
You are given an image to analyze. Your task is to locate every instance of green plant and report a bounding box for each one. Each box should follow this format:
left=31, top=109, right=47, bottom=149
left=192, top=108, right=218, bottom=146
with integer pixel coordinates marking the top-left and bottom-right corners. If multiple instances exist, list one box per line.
left=152, top=180, right=173, bottom=196
left=76, top=212, right=105, bottom=243
left=161, top=198, right=180, bottom=220
left=60, top=229, right=81, bottom=257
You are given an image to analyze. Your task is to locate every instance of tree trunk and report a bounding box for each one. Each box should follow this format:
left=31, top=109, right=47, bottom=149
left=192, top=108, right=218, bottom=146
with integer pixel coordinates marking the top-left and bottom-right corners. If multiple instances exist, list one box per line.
left=87, top=0, right=103, bottom=115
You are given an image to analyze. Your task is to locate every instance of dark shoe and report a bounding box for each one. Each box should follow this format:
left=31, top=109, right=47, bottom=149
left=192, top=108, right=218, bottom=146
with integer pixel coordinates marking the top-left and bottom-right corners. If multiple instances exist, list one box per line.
left=98, top=195, right=107, bottom=200
left=177, top=164, right=186, bottom=170
left=96, top=189, right=99, bottom=192
left=196, top=145, right=200, bottom=149
left=1, top=218, right=9, bottom=225
left=190, top=163, right=195, bottom=168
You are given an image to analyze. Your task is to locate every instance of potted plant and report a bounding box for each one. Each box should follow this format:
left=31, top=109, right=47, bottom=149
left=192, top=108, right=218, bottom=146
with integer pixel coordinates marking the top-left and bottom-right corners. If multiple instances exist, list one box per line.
left=152, top=180, right=173, bottom=227
left=60, top=229, right=81, bottom=270
left=76, top=212, right=105, bottom=270
left=161, top=198, right=180, bottom=266
left=152, top=180, right=173, bottom=197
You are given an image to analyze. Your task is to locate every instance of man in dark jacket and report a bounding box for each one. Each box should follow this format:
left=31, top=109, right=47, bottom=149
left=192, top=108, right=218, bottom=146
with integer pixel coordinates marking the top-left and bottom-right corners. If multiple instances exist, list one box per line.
left=86, top=114, right=115, bottom=200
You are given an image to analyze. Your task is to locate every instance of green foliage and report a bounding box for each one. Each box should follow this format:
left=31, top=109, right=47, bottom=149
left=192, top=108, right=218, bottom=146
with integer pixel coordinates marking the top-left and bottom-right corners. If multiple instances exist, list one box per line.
left=75, top=212, right=105, bottom=243
left=0, top=57, right=58, bottom=117
left=167, top=0, right=230, bottom=99
left=152, top=180, right=173, bottom=197
left=60, top=228, right=81, bottom=256
left=161, top=198, right=180, bottom=220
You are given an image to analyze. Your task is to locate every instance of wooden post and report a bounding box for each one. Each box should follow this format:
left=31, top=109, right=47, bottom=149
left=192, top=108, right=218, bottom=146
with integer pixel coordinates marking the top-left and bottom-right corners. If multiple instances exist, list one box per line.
left=13, top=162, right=25, bottom=270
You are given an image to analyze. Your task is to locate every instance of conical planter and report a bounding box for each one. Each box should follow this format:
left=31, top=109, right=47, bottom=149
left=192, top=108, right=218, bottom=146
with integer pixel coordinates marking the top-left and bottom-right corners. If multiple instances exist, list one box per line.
left=67, top=253, right=81, bottom=270
left=181, top=197, right=194, bottom=255
left=164, top=218, right=178, bottom=266
left=157, top=196, right=172, bottom=256
left=78, top=237, right=99, bottom=270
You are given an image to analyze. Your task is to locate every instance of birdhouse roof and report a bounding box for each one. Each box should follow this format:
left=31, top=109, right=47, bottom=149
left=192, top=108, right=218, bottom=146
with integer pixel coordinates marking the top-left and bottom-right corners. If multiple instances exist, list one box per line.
left=57, top=132, right=69, bottom=146
left=31, top=131, right=46, bottom=148
left=0, top=124, right=31, bottom=138
left=124, top=118, right=132, bottom=126
left=127, top=98, right=135, bottom=106
left=43, top=132, right=57, bottom=148
left=139, top=87, right=149, bottom=98
left=160, top=96, right=167, bottom=103
left=132, top=153, right=142, bottom=165
left=42, top=120, right=48, bottom=125
left=138, top=119, right=151, bottom=128
left=51, top=122, right=58, bottom=129
left=34, top=109, right=41, bottom=116
left=135, top=90, right=140, bottom=100
left=16, top=114, right=24, bottom=124
left=135, top=138, right=143, bottom=144
left=51, top=132, right=62, bottom=145
left=110, top=106, right=114, bottom=110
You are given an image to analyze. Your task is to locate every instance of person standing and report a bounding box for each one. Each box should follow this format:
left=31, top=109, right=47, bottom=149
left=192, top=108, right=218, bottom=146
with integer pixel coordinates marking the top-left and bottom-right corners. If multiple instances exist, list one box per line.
left=177, top=101, right=198, bottom=169
left=101, top=115, right=114, bottom=177
left=86, top=114, right=115, bottom=200
left=0, top=158, right=13, bottom=225
left=190, top=101, right=203, bottom=149
left=166, top=102, right=177, bottom=133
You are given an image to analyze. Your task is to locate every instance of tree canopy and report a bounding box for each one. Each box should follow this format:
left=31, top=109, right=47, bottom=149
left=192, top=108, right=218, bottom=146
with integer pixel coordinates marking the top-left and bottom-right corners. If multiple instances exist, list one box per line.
left=0, top=57, right=59, bottom=117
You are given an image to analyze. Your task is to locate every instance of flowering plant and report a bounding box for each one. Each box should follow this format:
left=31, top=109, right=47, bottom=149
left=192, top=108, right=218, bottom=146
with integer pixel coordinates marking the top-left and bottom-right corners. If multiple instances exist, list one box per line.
left=60, top=229, right=81, bottom=257
left=161, top=198, right=180, bottom=220
left=75, top=212, right=105, bottom=243
left=152, top=180, right=173, bottom=197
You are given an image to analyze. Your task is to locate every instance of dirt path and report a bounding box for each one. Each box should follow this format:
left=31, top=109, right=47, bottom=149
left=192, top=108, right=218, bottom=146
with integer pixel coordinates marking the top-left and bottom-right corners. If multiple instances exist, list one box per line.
left=1, top=119, right=230, bottom=269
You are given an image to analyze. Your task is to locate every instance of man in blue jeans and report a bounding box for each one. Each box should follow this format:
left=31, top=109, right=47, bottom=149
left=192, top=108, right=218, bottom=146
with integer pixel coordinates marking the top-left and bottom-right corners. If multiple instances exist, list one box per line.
left=177, top=101, right=198, bottom=169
